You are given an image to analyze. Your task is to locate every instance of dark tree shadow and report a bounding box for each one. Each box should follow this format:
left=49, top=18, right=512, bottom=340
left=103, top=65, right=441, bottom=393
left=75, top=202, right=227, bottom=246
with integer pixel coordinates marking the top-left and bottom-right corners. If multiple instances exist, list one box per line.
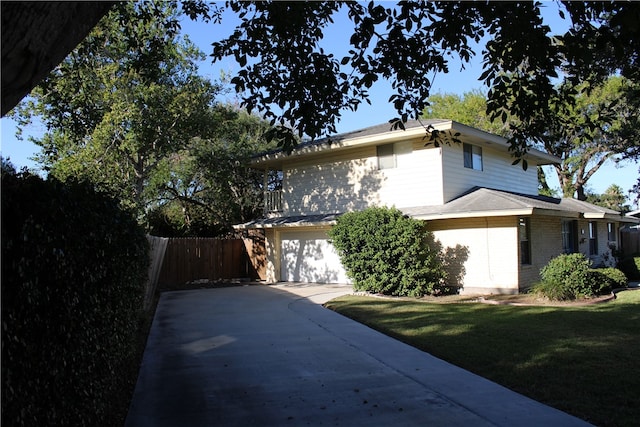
left=426, top=232, right=469, bottom=294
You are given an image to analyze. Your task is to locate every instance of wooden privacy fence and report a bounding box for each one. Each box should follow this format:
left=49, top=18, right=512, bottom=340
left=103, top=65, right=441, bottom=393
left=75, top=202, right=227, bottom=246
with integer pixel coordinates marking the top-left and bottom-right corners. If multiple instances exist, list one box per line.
left=157, top=235, right=266, bottom=288
left=621, top=227, right=640, bottom=257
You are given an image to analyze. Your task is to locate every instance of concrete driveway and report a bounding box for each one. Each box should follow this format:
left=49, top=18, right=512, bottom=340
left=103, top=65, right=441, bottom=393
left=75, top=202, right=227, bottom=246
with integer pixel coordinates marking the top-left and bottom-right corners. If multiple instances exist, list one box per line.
left=125, top=284, right=591, bottom=427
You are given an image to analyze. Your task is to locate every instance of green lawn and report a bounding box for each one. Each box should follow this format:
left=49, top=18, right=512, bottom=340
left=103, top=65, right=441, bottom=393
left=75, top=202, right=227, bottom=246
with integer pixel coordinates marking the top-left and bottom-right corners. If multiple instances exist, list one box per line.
left=325, top=290, right=640, bottom=427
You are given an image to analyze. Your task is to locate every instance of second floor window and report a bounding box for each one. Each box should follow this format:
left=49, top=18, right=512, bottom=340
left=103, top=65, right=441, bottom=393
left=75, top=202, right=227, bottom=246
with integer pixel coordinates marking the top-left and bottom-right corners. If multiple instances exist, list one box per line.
left=463, top=143, right=483, bottom=170
left=377, top=143, right=396, bottom=169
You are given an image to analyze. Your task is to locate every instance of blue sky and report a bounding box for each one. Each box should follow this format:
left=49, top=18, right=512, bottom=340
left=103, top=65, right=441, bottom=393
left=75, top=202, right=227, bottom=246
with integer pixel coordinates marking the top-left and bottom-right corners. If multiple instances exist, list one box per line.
left=1, top=2, right=637, bottom=206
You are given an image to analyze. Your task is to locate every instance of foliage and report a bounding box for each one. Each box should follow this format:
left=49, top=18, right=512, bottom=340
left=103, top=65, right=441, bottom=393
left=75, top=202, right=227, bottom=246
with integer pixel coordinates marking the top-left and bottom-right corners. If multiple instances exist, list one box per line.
left=328, top=207, right=446, bottom=297
left=209, top=2, right=640, bottom=161
left=591, top=268, right=629, bottom=291
left=534, top=253, right=618, bottom=300
left=12, top=2, right=221, bottom=217
left=325, top=290, right=640, bottom=427
left=586, top=184, right=631, bottom=213
left=423, top=90, right=513, bottom=137
left=617, top=256, right=640, bottom=280
left=148, top=106, right=280, bottom=236
left=1, top=170, right=149, bottom=427
left=541, top=77, right=640, bottom=200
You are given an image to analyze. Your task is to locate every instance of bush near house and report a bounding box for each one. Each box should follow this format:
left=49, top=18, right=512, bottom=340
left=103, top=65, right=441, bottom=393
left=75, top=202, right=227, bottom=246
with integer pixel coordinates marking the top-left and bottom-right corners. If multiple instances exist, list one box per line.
left=617, top=256, right=640, bottom=280
left=534, top=253, right=627, bottom=300
left=592, top=267, right=629, bottom=290
left=328, top=207, right=446, bottom=297
left=1, top=171, right=149, bottom=427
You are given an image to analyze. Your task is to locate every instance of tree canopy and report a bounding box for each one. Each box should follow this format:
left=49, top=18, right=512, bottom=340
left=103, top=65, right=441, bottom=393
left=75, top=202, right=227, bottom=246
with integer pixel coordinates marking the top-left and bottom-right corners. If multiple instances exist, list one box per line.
left=208, top=1, right=640, bottom=159
left=148, top=106, right=280, bottom=236
left=13, top=2, right=221, bottom=215
left=12, top=2, right=280, bottom=235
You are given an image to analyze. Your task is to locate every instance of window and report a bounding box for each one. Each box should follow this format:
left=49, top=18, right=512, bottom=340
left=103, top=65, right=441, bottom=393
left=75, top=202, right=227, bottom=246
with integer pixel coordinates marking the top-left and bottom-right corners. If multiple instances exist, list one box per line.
left=589, top=221, right=598, bottom=255
left=519, top=217, right=531, bottom=265
left=463, top=143, right=483, bottom=170
left=377, top=143, right=396, bottom=169
left=562, top=220, right=578, bottom=254
left=607, top=222, right=616, bottom=242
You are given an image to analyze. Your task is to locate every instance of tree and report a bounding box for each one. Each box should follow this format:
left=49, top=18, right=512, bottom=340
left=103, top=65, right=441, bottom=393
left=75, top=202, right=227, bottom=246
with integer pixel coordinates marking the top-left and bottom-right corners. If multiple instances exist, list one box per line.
left=587, top=184, right=631, bottom=213
left=423, top=77, right=639, bottom=200
left=8, top=2, right=640, bottom=162
left=208, top=1, right=640, bottom=162
left=148, top=106, right=280, bottom=236
left=12, top=2, right=221, bottom=216
left=423, top=91, right=512, bottom=138
left=541, top=77, right=640, bottom=200
left=11, top=2, right=640, bottom=209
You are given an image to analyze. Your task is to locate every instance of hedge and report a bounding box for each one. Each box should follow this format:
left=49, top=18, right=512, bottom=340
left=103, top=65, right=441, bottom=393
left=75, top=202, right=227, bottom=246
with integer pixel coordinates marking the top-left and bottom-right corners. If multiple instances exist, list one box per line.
left=1, top=172, right=149, bottom=427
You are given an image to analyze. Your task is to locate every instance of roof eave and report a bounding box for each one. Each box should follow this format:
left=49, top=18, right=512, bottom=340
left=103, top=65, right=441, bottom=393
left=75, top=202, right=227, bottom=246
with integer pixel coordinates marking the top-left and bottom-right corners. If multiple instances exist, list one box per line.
left=449, top=122, right=560, bottom=165
left=233, top=220, right=338, bottom=230
left=410, top=208, right=535, bottom=221
left=250, top=123, right=453, bottom=169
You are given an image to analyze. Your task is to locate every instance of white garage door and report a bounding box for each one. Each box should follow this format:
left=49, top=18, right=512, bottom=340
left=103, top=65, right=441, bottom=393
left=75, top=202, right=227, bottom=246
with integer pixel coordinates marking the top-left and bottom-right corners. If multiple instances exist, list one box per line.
left=280, top=229, right=350, bottom=283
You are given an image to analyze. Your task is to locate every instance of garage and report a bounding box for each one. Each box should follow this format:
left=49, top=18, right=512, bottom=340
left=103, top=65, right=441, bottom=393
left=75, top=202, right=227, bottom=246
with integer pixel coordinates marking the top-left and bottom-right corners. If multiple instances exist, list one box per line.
left=279, top=228, right=350, bottom=283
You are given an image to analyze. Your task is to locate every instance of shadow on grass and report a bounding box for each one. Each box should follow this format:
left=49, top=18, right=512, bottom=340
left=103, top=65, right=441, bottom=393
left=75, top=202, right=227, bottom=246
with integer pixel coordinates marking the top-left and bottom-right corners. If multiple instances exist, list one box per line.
left=325, top=290, right=640, bottom=427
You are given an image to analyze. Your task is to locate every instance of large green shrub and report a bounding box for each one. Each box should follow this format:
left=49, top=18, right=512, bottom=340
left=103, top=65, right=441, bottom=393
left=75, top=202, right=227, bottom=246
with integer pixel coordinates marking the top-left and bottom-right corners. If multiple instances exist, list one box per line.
left=617, top=256, right=640, bottom=280
left=328, top=207, right=445, bottom=297
left=1, top=172, right=149, bottom=427
left=534, top=253, right=624, bottom=300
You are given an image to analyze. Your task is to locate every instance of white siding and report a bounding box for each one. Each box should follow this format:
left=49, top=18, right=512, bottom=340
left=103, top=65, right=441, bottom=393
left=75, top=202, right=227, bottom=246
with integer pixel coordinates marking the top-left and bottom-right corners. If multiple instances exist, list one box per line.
left=283, top=147, right=380, bottom=215
left=279, top=228, right=350, bottom=283
left=377, top=141, right=444, bottom=208
left=441, top=143, right=539, bottom=202
left=283, top=142, right=445, bottom=215
left=427, top=217, right=520, bottom=294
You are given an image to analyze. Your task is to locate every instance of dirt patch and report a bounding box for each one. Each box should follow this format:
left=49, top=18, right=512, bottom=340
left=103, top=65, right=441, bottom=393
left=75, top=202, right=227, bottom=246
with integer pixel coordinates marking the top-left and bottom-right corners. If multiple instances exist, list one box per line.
left=352, top=291, right=617, bottom=307
left=476, top=293, right=616, bottom=307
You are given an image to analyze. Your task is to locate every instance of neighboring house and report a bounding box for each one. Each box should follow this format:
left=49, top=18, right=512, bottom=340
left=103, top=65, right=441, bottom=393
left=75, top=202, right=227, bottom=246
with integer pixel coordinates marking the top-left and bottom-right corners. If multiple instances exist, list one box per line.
left=235, top=119, right=636, bottom=294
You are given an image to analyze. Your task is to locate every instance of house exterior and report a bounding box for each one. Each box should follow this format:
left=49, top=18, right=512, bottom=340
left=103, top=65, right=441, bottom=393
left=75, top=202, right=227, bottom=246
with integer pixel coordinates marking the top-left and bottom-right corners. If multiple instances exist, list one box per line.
left=235, top=119, right=636, bottom=294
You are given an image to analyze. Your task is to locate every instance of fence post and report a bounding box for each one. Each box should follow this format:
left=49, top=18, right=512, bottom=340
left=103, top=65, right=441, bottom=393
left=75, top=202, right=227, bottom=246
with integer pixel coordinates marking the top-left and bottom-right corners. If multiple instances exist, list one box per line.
left=144, top=235, right=169, bottom=310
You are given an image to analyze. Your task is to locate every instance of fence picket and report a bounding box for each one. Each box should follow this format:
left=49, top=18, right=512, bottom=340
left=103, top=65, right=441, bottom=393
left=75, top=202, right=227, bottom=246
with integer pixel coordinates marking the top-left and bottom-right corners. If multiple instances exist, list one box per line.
left=156, top=237, right=265, bottom=287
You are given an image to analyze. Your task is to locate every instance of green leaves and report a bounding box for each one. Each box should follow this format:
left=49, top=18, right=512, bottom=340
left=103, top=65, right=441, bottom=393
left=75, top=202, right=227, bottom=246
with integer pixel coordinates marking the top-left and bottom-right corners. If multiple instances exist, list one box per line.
left=14, top=2, right=222, bottom=218
left=329, top=207, right=447, bottom=297
left=1, top=172, right=148, bottom=427
left=209, top=1, right=639, bottom=169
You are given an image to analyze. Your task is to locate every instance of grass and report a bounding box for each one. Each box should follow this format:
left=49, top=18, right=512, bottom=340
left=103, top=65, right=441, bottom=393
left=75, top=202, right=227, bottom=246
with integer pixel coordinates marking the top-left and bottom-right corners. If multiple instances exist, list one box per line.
left=325, top=289, right=640, bottom=427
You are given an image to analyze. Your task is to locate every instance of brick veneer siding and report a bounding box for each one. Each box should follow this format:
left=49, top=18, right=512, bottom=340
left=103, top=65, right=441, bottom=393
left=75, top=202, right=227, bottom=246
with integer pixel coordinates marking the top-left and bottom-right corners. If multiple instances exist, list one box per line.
left=519, top=216, right=564, bottom=289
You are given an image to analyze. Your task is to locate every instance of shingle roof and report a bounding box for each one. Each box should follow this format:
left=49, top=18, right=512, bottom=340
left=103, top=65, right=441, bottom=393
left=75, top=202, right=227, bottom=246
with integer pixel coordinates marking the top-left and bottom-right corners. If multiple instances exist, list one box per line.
left=255, top=119, right=450, bottom=158
left=295, top=119, right=450, bottom=150
left=235, top=187, right=634, bottom=230
left=401, top=187, right=626, bottom=220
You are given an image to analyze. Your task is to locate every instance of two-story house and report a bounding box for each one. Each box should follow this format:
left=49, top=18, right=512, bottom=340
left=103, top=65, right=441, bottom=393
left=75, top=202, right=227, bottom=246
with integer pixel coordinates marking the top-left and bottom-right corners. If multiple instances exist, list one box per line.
left=235, top=119, right=634, bottom=294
